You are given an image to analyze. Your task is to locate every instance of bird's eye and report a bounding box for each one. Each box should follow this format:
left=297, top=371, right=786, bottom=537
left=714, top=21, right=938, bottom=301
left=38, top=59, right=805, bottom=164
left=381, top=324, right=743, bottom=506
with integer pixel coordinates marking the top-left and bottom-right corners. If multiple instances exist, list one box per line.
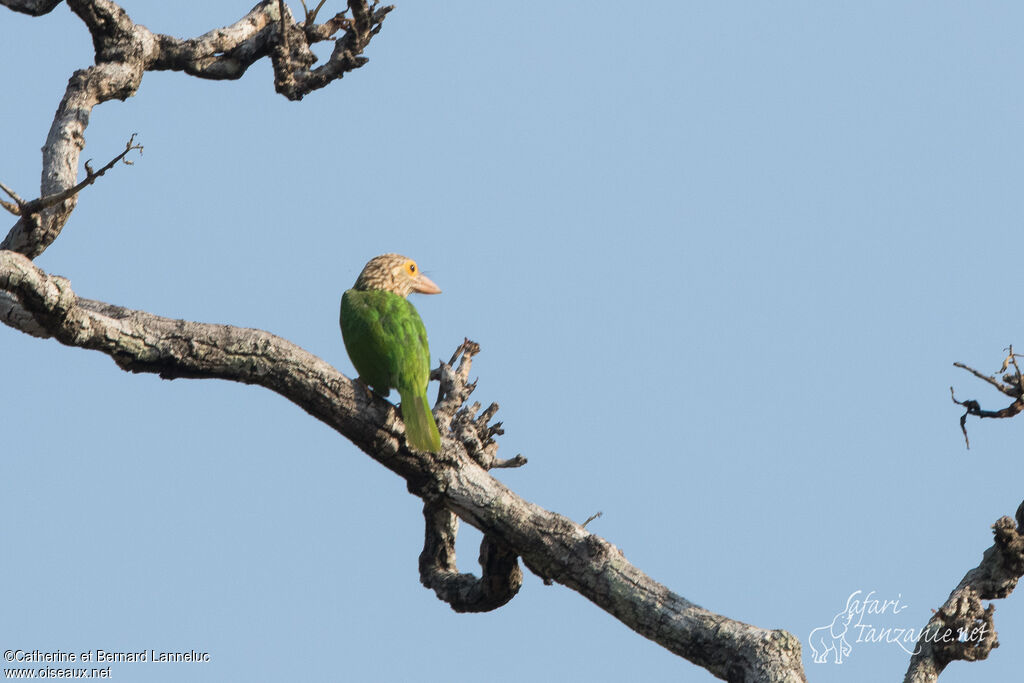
left=407, top=262, right=417, bottom=274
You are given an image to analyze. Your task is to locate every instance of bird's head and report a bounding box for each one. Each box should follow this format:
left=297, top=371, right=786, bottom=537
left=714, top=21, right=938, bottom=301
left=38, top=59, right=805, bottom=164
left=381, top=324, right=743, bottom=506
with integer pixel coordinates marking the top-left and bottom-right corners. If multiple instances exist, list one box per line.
left=353, top=253, right=441, bottom=298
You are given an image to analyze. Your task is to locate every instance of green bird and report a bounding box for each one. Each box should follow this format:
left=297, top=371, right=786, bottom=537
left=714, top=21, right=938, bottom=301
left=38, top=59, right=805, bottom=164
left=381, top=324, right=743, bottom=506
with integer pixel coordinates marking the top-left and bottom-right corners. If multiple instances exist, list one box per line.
left=340, top=253, right=442, bottom=454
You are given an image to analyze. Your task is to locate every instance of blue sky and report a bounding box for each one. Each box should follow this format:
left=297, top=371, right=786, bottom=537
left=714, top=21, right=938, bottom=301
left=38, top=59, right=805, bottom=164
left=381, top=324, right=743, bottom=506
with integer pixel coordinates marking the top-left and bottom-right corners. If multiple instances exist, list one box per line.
left=3, top=2, right=1024, bottom=681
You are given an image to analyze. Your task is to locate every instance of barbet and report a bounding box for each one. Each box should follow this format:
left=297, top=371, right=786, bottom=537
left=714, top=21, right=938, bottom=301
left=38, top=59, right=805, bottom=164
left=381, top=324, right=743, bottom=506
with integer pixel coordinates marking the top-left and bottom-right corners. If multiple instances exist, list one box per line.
left=340, top=254, right=442, bottom=453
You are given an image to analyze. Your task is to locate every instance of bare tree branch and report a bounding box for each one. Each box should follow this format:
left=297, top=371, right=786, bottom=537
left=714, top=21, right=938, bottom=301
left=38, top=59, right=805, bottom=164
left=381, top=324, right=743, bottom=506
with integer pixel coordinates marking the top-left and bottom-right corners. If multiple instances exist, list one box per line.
left=272, top=0, right=393, bottom=101
left=951, top=348, right=1024, bottom=448
left=1, top=61, right=146, bottom=257
left=2, top=0, right=390, bottom=259
left=0, top=291, right=48, bottom=337
left=0, top=136, right=142, bottom=217
left=0, top=181, right=25, bottom=216
left=418, top=345, right=525, bottom=612
left=953, top=361, right=1018, bottom=398
left=300, top=0, right=331, bottom=28
left=428, top=339, right=527, bottom=470
left=0, top=249, right=808, bottom=682
left=904, top=501, right=1024, bottom=682
left=419, top=502, right=522, bottom=613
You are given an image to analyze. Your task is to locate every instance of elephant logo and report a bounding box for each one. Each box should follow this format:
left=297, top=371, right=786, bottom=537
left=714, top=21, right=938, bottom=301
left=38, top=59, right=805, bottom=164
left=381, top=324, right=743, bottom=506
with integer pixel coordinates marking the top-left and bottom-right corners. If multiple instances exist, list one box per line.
left=808, top=592, right=859, bottom=664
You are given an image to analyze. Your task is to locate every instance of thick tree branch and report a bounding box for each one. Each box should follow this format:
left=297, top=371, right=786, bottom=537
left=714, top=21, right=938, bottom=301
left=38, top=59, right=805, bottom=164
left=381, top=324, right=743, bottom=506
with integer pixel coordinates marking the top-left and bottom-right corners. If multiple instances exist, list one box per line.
left=67, top=0, right=138, bottom=59
left=904, top=501, right=1024, bottom=682
left=0, top=291, right=48, bottom=338
left=151, top=2, right=286, bottom=80
left=2, top=61, right=145, bottom=257
left=0, top=249, right=807, bottom=682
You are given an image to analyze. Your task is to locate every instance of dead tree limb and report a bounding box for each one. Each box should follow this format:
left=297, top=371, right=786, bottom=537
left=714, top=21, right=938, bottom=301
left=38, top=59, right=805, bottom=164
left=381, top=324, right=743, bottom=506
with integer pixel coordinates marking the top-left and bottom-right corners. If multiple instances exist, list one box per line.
left=952, top=347, right=1024, bottom=448
left=1, top=0, right=390, bottom=259
left=904, top=501, right=1024, bottom=683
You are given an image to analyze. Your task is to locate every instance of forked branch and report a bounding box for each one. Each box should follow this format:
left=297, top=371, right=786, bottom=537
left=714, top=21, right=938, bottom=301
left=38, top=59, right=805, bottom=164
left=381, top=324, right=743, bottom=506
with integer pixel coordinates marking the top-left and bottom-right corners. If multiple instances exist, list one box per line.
left=0, top=136, right=142, bottom=217
left=951, top=346, right=1024, bottom=448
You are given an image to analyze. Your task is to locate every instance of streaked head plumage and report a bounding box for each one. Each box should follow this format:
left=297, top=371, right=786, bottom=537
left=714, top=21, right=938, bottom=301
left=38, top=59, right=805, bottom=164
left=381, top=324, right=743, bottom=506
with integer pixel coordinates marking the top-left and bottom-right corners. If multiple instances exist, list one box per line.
left=353, top=253, right=441, bottom=298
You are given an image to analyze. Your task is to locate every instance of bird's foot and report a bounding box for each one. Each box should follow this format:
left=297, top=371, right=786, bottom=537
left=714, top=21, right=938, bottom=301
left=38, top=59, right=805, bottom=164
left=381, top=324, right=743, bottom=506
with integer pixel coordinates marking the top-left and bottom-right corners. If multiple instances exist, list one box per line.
left=355, top=377, right=375, bottom=402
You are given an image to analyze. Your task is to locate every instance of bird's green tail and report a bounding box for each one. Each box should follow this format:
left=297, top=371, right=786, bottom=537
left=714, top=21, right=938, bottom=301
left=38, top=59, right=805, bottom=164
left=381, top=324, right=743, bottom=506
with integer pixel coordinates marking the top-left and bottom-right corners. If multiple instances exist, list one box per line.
left=400, top=390, right=441, bottom=454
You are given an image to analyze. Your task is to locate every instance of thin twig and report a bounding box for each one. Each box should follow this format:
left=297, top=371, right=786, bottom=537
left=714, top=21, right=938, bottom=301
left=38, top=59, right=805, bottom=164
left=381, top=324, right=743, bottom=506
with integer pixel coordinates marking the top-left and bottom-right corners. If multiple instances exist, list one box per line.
left=11, top=135, right=143, bottom=217
left=950, top=381, right=1024, bottom=449
left=0, top=181, right=26, bottom=215
left=491, top=454, right=528, bottom=469
left=301, top=0, right=329, bottom=25
left=953, top=362, right=1016, bottom=397
left=950, top=387, right=975, bottom=449
left=1005, top=345, right=1023, bottom=391
left=582, top=511, right=603, bottom=528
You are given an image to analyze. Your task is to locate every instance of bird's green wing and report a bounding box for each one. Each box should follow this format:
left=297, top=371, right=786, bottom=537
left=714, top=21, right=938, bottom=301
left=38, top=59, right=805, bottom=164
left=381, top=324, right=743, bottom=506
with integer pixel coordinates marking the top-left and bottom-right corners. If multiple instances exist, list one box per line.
left=339, top=288, right=431, bottom=397
left=340, top=289, right=440, bottom=452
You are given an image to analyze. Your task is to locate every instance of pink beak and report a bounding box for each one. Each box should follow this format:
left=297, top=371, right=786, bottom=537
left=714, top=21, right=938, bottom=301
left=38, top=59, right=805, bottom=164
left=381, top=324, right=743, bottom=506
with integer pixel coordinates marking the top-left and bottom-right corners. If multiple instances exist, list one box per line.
left=412, top=273, right=441, bottom=295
